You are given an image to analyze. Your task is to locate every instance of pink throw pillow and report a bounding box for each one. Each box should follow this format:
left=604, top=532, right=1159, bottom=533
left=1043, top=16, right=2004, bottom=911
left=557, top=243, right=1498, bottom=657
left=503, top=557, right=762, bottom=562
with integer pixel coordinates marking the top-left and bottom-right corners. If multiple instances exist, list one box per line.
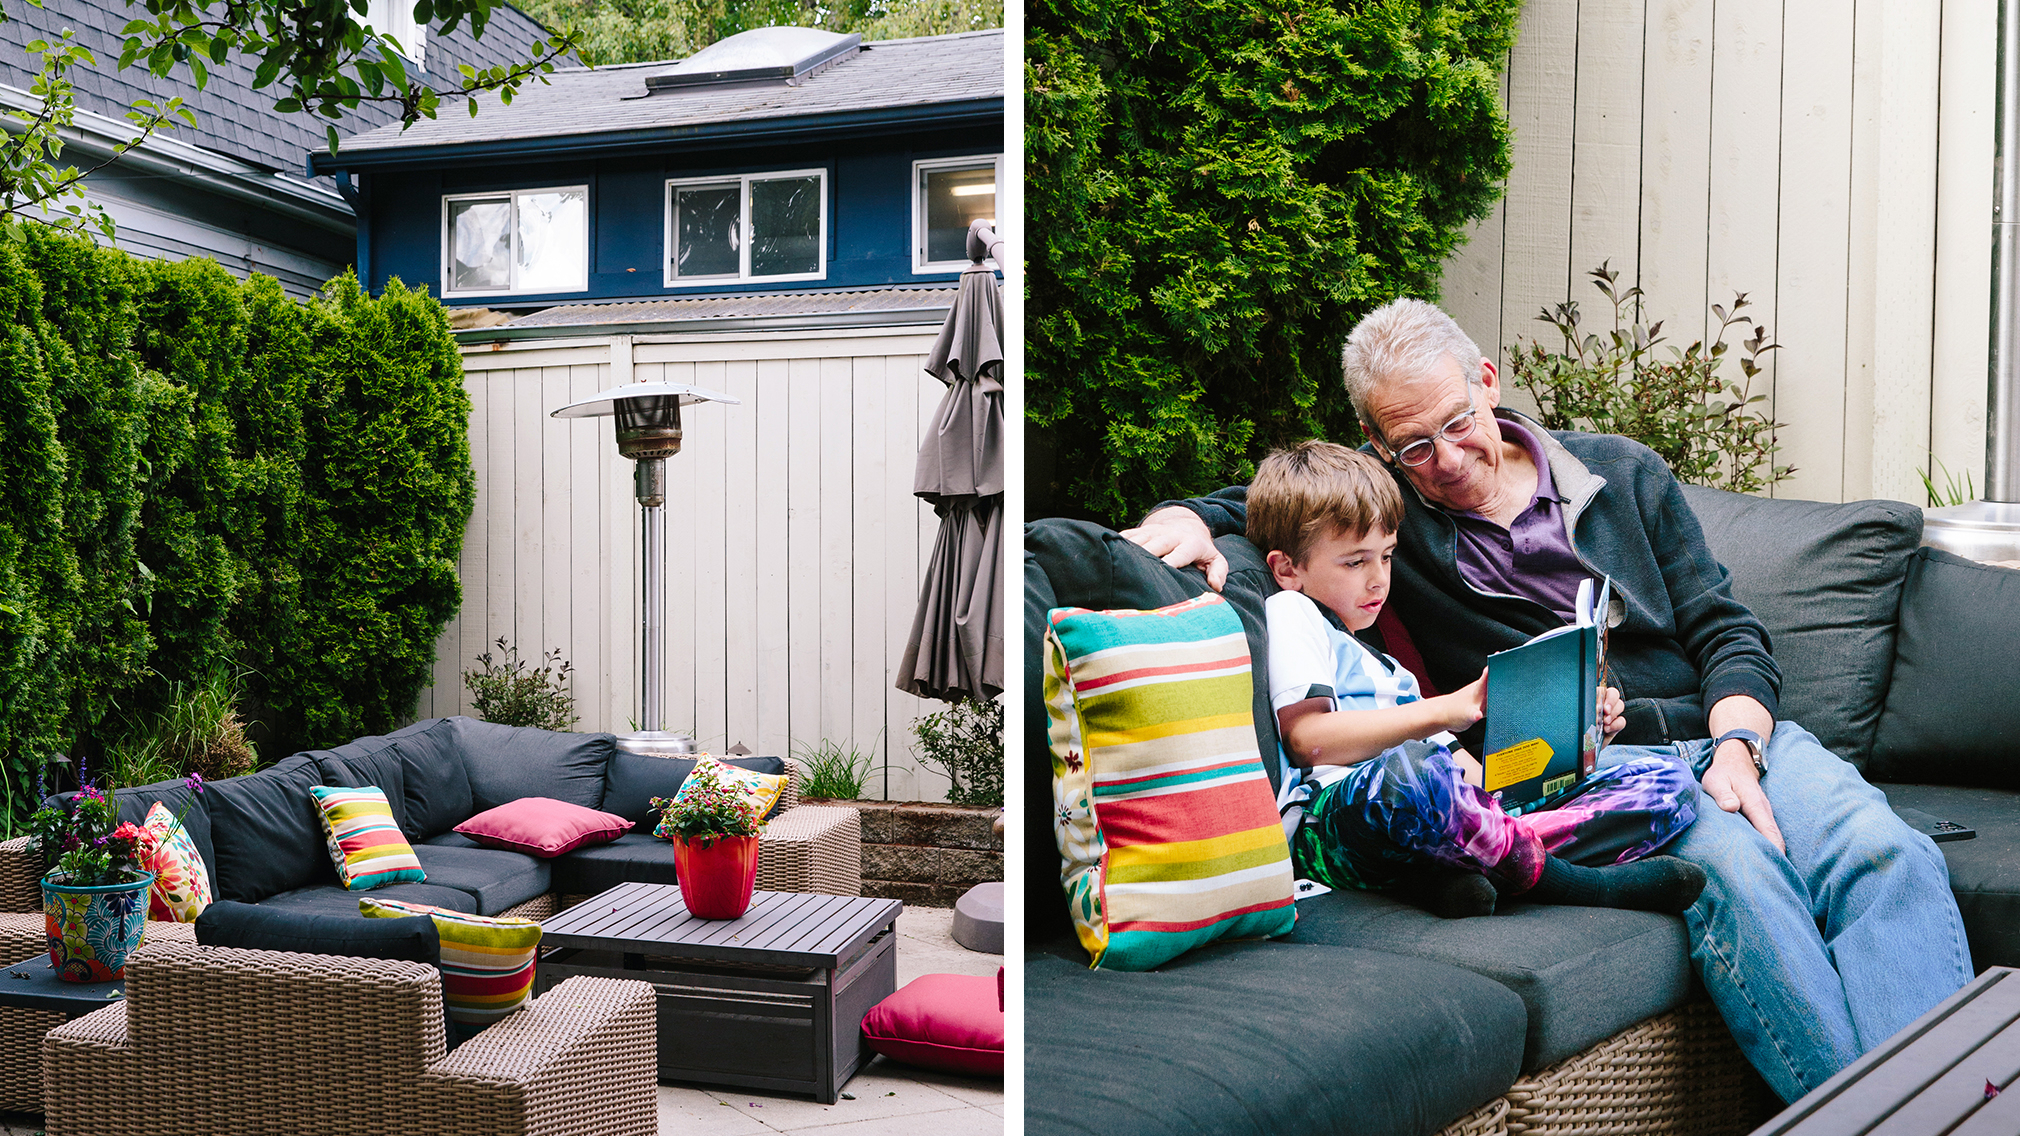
left=860, top=973, right=1004, bottom=1076
left=454, top=797, right=631, bottom=858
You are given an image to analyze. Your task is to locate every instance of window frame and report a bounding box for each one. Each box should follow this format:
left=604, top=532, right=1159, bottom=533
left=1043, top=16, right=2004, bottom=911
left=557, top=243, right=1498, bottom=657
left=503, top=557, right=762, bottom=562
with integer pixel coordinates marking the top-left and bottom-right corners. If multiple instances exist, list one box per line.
left=439, top=185, right=591, bottom=299
left=662, top=168, right=830, bottom=288
left=912, top=154, right=1001, bottom=275
left=367, top=0, right=426, bottom=64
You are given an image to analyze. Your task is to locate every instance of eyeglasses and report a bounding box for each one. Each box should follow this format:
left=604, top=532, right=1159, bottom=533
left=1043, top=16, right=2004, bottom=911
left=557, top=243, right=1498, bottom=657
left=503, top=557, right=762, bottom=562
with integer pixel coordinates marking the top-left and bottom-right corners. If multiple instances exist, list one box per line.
left=1383, top=401, right=1479, bottom=467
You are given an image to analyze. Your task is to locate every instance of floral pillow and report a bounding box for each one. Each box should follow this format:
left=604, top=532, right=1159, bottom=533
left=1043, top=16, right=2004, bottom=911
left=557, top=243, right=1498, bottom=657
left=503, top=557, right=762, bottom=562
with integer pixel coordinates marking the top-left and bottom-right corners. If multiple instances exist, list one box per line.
left=651, top=757, right=785, bottom=840
left=138, top=801, right=211, bottom=923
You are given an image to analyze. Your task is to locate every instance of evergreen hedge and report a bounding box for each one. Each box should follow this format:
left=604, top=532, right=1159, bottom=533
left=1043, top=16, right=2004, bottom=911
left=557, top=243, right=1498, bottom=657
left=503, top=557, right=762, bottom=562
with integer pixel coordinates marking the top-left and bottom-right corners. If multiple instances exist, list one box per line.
left=0, top=229, right=473, bottom=808
left=1027, top=0, right=1521, bottom=524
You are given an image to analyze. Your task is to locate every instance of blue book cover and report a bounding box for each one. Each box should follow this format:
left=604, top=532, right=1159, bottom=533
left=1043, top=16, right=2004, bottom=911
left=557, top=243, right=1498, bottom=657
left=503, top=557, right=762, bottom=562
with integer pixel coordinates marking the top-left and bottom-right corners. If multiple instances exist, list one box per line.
left=1482, top=578, right=1609, bottom=815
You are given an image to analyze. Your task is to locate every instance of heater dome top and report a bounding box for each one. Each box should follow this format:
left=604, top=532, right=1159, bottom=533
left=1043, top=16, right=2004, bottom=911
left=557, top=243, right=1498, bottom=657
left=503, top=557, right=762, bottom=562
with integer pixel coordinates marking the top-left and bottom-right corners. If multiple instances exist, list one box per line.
left=549, top=382, right=742, bottom=419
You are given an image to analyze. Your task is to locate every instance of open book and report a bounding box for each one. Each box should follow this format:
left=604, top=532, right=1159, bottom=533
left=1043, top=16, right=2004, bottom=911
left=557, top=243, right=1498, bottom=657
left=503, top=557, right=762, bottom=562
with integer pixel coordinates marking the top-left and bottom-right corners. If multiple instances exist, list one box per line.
left=1480, top=577, right=1610, bottom=815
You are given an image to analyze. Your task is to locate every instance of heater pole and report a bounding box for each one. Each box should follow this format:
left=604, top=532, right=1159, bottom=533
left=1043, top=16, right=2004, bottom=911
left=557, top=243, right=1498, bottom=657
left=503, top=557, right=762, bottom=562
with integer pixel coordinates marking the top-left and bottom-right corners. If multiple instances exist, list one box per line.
left=1995, top=0, right=2020, bottom=503
left=636, top=457, right=667, bottom=734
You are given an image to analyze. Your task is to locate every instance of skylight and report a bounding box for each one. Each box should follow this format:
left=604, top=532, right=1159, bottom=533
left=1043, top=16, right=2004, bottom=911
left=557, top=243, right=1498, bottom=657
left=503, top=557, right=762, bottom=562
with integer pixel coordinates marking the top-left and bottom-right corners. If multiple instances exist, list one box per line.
left=646, top=28, right=862, bottom=92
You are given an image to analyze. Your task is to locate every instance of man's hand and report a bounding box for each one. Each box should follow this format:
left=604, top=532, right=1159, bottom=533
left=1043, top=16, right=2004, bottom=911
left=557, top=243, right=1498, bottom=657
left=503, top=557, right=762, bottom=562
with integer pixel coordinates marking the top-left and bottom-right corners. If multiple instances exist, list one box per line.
left=1599, top=686, right=1626, bottom=744
left=1703, top=695, right=1784, bottom=853
left=1120, top=506, right=1229, bottom=592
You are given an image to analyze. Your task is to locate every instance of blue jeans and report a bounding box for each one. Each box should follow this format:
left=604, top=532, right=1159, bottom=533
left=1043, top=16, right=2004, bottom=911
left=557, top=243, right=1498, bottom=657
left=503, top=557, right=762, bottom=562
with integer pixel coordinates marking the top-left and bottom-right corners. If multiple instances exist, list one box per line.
left=1601, top=722, right=1971, bottom=1103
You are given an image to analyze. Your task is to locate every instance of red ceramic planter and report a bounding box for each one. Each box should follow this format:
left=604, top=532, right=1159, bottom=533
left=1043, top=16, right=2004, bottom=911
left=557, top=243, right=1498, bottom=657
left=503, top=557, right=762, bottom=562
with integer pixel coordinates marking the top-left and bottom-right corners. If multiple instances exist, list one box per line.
left=672, top=834, right=760, bottom=919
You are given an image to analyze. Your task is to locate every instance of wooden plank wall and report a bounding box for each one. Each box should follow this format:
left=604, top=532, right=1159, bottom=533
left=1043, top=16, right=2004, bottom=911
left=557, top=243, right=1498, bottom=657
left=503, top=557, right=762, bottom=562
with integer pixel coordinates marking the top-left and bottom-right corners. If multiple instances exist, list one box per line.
left=418, top=328, right=962, bottom=803
left=1440, top=0, right=1998, bottom=506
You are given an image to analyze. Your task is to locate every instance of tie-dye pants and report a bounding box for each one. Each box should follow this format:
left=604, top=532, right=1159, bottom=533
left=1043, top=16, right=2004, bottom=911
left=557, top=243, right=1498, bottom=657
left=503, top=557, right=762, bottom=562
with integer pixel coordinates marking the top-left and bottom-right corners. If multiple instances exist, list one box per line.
left=1291, top=741, right=1699, bottom=892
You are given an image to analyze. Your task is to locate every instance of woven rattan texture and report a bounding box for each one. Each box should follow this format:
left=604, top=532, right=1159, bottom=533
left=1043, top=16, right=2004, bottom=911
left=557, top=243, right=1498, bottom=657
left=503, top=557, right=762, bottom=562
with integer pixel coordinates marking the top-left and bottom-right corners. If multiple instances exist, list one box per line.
left=0, top=838, right=41, bottom=911
left=42, top=944, right=656, bottom=1136
left=760, top=805, right=863, bottom=895
left=499, top=893, right=561, bottom=921
left=1438, top=1097, right=1512, bottom=1136
left=1503, top=1000, right=1779, bottom=1135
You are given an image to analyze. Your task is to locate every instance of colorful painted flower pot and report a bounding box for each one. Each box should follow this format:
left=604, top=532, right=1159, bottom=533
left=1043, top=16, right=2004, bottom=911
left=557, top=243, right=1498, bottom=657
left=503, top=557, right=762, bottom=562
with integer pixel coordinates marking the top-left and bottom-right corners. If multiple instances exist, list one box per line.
left=671, top=834, right=759, bottom=919
left=42, top=872, right=154, bottom=982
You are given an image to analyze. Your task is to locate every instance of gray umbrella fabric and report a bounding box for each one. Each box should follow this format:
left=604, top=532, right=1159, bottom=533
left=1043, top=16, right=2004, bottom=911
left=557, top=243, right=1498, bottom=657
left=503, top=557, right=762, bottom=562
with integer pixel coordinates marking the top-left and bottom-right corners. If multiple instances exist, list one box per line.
left=898, top=224, right=1005, bottom=703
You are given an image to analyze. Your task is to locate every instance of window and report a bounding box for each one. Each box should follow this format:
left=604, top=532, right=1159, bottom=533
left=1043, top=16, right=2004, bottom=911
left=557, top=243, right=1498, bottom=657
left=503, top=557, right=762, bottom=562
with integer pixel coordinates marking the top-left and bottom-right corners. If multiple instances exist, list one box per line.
left=913, top=156, right=1000, bottom=273
left=664, top=170, right=827, bottom=286
left=366, top=0, right=425, bottom=63
left=441, top=187, right=589, bottom=297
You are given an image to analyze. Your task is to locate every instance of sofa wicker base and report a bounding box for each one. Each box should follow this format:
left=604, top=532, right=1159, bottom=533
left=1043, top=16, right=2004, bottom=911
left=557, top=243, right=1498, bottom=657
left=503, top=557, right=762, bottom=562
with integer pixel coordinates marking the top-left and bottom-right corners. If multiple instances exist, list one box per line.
left=41, top=942, right=656, bottom=1136
left=1501, top=1000, right=1780, bottom=1136
left=1437, top=1097, right=1512, bottom=1136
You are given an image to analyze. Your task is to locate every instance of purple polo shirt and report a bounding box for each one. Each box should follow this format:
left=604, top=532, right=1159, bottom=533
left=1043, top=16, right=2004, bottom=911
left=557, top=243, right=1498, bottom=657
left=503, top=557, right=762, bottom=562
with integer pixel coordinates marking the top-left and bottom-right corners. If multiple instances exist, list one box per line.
left=1446, top=419, right=1591, bottom=620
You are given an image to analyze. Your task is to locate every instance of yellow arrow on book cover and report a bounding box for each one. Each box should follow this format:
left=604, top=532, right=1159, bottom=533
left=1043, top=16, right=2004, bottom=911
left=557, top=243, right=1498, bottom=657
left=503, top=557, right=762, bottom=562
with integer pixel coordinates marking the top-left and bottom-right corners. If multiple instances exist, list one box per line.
left=1485, top=738, right=1554, bottom=792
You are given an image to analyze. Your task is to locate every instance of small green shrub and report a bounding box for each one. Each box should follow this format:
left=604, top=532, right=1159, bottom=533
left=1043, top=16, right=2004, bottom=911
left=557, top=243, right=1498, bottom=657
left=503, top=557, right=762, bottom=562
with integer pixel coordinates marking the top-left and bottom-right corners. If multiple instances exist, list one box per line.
left=464, top=638, right=579, bottom=731
left=911, top=698, right=1002, bottom=807
left=1922, top=457, right=1976, bottom=508
left=795, top=738, right=874, bottom=800
left=1509, top=263, right=1793, bottom=495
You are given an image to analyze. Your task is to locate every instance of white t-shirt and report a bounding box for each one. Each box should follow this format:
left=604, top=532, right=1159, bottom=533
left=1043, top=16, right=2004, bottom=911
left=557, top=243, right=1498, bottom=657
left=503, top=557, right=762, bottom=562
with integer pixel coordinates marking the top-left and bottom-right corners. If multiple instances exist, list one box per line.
left=1264, top=589, right=1455, bottom=812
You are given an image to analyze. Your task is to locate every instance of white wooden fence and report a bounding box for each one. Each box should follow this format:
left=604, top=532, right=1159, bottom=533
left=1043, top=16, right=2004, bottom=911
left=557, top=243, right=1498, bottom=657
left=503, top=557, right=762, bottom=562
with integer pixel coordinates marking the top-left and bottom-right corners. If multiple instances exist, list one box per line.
left=1440, top=0, right=1998, bottom=506
left=414, top=326, right=965, bottom=803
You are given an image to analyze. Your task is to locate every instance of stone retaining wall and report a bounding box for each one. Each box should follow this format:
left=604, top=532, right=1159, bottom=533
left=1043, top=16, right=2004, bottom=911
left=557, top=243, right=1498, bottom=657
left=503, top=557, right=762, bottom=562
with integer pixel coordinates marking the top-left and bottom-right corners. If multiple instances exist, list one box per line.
left=807, top=800, right=1004, bottom=907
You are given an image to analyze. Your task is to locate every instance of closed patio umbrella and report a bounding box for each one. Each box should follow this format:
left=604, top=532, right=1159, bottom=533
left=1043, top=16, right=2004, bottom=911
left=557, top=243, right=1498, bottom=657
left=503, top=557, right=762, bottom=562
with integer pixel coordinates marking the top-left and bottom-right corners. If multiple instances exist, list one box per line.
left=897, top=220, right=1005, bottom=702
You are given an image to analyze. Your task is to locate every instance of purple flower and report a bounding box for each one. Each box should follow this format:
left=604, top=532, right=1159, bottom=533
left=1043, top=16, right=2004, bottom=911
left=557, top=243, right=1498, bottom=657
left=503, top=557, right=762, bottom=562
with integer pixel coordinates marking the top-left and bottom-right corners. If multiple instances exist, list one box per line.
left=185, top=772, right=205, bottom=794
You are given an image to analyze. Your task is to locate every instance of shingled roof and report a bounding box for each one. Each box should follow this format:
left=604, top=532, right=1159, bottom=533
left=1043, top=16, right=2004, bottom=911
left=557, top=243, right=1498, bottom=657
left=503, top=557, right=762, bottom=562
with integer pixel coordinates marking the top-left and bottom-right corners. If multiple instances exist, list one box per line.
left=317, top=28, right=1003, bottom=169
left=0, top=0, right=553, bottom=178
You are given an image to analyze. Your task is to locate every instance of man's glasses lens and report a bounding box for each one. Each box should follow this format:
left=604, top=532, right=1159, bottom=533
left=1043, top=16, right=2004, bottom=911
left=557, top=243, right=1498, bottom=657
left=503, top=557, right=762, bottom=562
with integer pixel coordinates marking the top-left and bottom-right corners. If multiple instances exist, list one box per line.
left=1395, top=411, right=1477, bottom=466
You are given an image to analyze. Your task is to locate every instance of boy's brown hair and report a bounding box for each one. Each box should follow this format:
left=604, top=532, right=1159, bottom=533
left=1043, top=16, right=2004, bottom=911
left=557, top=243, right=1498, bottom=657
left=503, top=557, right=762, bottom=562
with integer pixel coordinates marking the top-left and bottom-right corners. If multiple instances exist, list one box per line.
left=1246, top=441, right=1404, bottom=564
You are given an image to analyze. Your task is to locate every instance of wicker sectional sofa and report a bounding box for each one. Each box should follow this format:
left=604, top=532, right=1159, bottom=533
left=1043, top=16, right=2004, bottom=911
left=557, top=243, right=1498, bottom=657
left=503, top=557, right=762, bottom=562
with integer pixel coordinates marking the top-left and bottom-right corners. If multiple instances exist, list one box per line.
left=0, top=716, right=863, bottom=1117
left=1025, top=485, right=2020, bottom=1136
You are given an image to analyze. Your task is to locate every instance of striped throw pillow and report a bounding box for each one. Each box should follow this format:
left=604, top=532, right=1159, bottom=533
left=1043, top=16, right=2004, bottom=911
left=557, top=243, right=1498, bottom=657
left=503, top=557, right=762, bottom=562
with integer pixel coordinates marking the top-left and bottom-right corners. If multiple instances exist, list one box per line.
left=1045, top=592, right=1295, bottom=971
left=309, top=785, right=426, bottom=891
left=360, top=897, right=541, bottom=1032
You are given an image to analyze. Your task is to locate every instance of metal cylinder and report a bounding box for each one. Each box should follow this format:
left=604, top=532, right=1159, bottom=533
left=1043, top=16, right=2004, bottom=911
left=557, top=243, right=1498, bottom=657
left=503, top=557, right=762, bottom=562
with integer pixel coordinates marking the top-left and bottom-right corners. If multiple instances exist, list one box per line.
left=1994, top=0, right=2020, bottom=502
left=639, top=469, right=666, bottom=734
left=614, top=395, right=683, bottom=461
left=634, top=457, right=666, bottom=507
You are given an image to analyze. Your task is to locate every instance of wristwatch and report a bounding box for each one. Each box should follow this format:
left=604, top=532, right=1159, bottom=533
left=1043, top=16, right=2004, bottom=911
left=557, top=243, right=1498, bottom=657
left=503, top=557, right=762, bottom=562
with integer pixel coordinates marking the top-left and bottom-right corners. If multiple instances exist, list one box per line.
left=1712, top=728, right=1767, bottom=779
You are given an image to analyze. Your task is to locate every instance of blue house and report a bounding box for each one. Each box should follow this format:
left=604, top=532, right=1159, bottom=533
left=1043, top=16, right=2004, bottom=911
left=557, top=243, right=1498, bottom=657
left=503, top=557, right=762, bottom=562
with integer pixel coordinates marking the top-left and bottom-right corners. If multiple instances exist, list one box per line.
left=311, top=27, right=1004, bottom=323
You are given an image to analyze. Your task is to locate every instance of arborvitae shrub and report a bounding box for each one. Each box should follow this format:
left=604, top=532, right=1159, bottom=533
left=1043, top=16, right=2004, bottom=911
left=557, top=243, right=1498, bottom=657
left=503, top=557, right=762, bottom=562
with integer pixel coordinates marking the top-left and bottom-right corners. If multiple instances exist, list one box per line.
left=0, top=228, right=474, bottom=809
left=1027, top=0, right=1521, bottom=524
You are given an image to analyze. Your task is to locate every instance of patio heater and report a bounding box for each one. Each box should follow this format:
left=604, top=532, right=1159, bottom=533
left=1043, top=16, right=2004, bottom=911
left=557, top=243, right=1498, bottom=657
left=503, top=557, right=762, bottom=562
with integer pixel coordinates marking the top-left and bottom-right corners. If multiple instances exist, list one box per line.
left=551, top=381, right=741, bottom=756
left=1925, top=0, right=2020, bottom=562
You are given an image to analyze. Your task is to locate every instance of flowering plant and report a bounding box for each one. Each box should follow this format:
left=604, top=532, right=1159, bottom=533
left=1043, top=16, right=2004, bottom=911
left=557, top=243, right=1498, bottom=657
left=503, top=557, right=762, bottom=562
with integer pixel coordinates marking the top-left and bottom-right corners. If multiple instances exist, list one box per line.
left=29, top=769, right=206, bottom=887
left=650, top=761, right=762, bottom=847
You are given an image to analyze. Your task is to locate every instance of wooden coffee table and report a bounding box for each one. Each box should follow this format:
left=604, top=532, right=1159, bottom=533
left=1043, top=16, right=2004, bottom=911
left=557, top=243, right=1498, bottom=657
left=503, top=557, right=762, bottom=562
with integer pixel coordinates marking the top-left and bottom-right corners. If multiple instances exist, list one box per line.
left=534, top=881, right=902, bottom=1103
left=1753, top=966, right=2020, bottom=1134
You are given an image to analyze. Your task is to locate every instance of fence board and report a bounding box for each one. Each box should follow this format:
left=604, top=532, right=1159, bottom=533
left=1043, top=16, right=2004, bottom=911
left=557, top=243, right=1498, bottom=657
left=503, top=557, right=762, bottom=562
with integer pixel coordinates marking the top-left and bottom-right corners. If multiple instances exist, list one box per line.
left=1499, top=0, right=1578, bottom=370
left=1932, top=0, right=1999, bottom=496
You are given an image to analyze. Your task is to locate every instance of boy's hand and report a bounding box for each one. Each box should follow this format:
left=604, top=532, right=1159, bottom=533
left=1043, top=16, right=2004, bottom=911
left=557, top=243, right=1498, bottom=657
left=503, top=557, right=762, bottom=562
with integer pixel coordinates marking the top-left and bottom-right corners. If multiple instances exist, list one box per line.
left=1599, top=686, right=1626, bottom=743
left=1437, top=668, right=1488, bottom=732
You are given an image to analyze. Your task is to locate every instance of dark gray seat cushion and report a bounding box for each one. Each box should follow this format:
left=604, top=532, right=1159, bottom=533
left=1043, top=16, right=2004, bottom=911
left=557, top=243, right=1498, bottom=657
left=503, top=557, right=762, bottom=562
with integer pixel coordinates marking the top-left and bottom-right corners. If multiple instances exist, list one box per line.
left=548, top=832, right=681, bottom=895
left=1680, top=486, right=1922, bottom=767
left=602, top=752, right=790, bottom=831
left=254, top=881, right=480, bottom=917
left=1873, top=783, right=2020, bottom=970
left=1869, top=551, right=2020, bottom=786
left=454, top=719, right=613, bottom=813
left=197, top=900, right=440, bottom=964
left=1284, top=888, right=1693, bottom=1071
left=1025, top=942, right=1526, bottom=1136
left=409, top=845, right=550, bottom=916
left=205, top=754, right=338, bottom=903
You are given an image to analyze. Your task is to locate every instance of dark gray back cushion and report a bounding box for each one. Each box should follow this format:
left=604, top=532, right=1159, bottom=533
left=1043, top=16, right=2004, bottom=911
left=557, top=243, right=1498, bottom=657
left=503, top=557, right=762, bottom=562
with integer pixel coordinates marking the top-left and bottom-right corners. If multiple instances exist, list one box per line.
left=388, top=719, right=476, bottom=840
left=204, top=754, right=336, bottom=902
left=602, top=753, right=789, bottom=831
left=1869, top=549, right=2020, bottom=784
left=1679, top=486, right=1922, bottom=767
left=453, top=718, right=613, bottom=812
left=311, top=730, right=411, bottom=834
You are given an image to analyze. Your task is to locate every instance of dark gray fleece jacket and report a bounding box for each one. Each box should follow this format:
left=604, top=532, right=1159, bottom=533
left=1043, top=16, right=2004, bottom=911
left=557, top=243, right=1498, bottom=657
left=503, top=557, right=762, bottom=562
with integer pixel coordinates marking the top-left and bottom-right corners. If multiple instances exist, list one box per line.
left=1168, top=410, right=1782, bottom=747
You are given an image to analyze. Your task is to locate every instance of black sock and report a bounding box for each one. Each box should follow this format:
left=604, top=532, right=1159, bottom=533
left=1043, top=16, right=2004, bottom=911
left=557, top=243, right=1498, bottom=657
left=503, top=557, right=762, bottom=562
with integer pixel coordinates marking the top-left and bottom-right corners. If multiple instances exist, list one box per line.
left=1524, top=855, right=1707, bottom=913
left=1389, top=865, right=1498, bottom=919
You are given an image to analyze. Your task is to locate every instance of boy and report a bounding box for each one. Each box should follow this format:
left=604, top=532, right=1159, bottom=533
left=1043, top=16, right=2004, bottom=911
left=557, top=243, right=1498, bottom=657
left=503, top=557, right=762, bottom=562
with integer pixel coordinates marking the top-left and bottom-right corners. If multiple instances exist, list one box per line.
left=1252, top=441, right=1703, bottom=917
